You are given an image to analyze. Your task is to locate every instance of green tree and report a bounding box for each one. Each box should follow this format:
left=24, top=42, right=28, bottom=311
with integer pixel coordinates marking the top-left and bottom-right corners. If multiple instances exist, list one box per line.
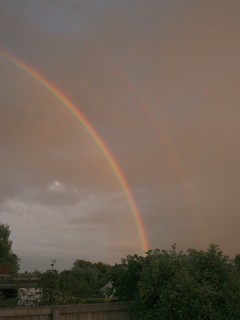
left=0, top=223, right=20, bottom=273
left=39, top=270, right=60, bottom=305
left=111, top=254, right=144, bottom=301
left=112, top=245, right=240, bottom=320
left=60, top=259, right=112, bottom=298
left=38, top=259, right=113, bottom=305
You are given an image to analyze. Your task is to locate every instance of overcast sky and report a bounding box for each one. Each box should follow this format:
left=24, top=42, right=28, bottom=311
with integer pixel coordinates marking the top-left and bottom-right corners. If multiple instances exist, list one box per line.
left=0, top=0, right=240, bottom=272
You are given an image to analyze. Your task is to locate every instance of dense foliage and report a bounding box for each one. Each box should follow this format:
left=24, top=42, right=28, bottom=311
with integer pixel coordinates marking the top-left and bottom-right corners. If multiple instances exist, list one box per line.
left=111, top=245, right=240, bottom=320
left=0, top=223, right=20, bottom=306
left=38, top=259, right=112, bottom=305
left=0, top=223, right=20, bottom=274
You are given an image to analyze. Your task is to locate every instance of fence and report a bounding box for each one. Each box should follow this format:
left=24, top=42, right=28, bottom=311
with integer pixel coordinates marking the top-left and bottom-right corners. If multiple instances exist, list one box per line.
left=0, top=302, right=133, bottom=319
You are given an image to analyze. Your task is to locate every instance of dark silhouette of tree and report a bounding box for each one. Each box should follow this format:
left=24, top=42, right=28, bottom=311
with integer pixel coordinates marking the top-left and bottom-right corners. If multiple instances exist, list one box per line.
left=112, top=244, right=240, bottom=319
left=0, top=223, right=20, bottom=274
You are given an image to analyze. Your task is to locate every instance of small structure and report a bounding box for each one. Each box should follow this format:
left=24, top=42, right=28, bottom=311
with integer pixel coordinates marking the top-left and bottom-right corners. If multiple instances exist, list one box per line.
left=100, top=281, right=114, bottom=297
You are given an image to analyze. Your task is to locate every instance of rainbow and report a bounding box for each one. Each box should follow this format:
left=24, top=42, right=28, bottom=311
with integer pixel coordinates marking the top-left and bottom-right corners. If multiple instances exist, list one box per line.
left=87, top=38, right=205, bottom=244
left=0, top=48, right=149, bottom=252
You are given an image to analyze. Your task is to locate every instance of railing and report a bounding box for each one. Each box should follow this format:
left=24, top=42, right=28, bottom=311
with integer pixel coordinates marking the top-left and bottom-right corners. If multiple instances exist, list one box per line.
left=0, top=302, right=133, bottom=319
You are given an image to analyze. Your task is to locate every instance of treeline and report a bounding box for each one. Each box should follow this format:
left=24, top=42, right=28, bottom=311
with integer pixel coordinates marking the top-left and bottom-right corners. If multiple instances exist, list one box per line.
left=2, top=223, right=240, bottom=318
left=22, top=244, right=240, bottom=319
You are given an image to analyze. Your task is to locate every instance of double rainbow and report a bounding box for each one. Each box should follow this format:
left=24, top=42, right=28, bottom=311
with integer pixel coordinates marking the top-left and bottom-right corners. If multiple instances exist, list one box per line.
left=0, top=48, right=149, bottom=253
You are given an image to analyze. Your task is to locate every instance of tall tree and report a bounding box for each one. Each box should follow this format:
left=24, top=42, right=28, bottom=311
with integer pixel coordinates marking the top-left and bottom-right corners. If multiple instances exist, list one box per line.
left=0, top=223, right=20, bottom=273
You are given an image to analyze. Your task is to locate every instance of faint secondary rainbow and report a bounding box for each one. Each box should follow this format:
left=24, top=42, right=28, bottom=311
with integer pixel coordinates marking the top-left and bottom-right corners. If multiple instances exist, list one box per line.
left=87, top=38, right=205, bottom=244
left=0, top=48, right=149, bottom=252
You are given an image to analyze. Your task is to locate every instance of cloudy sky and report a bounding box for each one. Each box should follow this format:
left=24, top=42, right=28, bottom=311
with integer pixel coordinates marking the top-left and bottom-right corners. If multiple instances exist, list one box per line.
left=0, top=0, right=240, bottom=272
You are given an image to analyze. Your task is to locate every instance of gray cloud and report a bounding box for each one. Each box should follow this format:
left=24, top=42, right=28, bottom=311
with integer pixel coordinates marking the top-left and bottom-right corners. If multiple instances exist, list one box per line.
left=0, top=186, right=140, bottom=271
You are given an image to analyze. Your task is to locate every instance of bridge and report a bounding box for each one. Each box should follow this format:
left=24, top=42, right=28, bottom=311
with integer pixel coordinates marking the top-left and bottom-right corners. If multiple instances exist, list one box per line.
left=0, top=275, right=39, bottom=289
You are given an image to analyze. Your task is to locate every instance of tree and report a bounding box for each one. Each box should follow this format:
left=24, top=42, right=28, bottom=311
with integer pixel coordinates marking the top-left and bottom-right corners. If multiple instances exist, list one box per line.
left=62, top=259, right=112, bottom=298
left=111, top=254, right=144, bottom=301
left=38, top=259, right=113, bottom=305
left=39, top=269, right=61, bottom=305
left=0, top=223, right=20, bottom=273
left=112, top=245, right=240, bottom=320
